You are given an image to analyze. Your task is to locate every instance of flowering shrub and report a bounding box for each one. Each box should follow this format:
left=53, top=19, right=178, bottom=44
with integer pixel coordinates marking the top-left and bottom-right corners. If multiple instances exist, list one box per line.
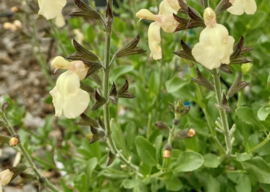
left=1, top=0, right=270, bottom=191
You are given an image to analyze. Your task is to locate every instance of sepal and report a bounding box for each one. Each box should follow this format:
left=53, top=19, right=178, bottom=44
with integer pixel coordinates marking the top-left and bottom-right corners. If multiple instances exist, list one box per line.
left=105, top=3, right=113, bottom=27
left=191, top=67, right=214, bottom=91
left=89, top=126, right=105, bottom=144
left=92, top=90, right=107, bottom=111
left=220, top=64, right=233, bottom=74
left=117, top=80, right=135, bottom=99
left=68, top=39, right=100, bottom=62
left=221, top=93, right=231, bottom=112
left=229, top=37, right=252, bottom=65
left=173, top=40, right=196, bottom=62
left=74, top=113, right=100, bottom=128
left=69, top=0, right=103, bottom=21
left=9, top=164, right=27, bottom=181
left=227, top=72, right=249, bottom=98
left=154, top=121, right=170, bottom=131
left=106, top=151, right=116, bottom=167
left=114, top=35, right=146, bottom=58
left=109, top=82, right=118, bottom=105
left=215, top=0, right=232, bottom=15
left=80, top=82, right=95, bottom=93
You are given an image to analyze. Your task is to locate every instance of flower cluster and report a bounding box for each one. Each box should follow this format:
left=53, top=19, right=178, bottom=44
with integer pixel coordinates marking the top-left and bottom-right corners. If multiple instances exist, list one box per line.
left=136, top=0, right=180, bottom=60
left=49, top=56, right=90, bottom=119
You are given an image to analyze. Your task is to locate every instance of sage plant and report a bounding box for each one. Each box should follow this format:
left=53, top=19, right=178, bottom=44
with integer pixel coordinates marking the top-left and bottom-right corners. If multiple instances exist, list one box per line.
left=1, top=0, right=270, bottom=191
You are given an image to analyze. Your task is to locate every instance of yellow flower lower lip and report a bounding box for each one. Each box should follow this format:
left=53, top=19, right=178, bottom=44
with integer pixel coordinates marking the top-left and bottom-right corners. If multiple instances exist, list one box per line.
left=227, top=0, right=257, bottom=15
left=50, top=71, right=90, bottom=119
left=38, top=0, right=67, bottom=20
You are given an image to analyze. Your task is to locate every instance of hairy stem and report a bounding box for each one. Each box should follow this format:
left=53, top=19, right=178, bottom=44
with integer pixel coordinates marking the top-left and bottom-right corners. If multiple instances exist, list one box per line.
left=212, top=69, right=232, bottom=157
left=102, top=0, right=143, bottom=177
left=49, top=20, right=68, bottom=56
left=189, top=66, right=225, bottom=154
left=2, top=114, right=59, bottom=192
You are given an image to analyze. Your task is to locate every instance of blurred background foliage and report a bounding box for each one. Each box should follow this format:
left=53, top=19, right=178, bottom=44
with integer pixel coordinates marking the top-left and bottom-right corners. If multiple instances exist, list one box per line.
left=1, top=0, right=270, bottom=191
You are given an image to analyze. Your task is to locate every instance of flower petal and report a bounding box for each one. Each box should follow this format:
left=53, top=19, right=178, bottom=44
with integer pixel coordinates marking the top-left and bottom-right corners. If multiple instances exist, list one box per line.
left=192, top=24, right=234, bottom=69
left=49, top=86, right=63, bottom=117
left=148, top=22, right=162, bottom=60
left=63, top=88, right=90, bottom=119
left=51, top=56, right=71, bottom=70
left=227, top=0, right=245, bottom=15
left=244, top=0, right=257, bottom=15
left=136, top=9, right=156, bottom=21
left=38, top=0, right=67, bottom=20
left=55, top=13, right=65, bottom=28
left=156, top=15, right=178, bottom=33
left=159, top=0, right=177, bottom=15
left=70, top=60, right=89, bottom=80
left=165, top=0, right=180, bottom=12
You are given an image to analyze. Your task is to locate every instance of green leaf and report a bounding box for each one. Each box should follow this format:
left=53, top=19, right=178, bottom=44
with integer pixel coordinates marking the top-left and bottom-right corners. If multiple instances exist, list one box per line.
left=123, top=179, right=142, bottom=188
left=235, top=107, right=260, bottom=127
left=257, top=107, right=270, bottom=121
left=165, top=76, right=186, bottom=93
left=166, top=174, right=183, bottom=191
left=135, top=136, right=158, bottom=166
left=236, top=153, right=253, bottom=162
left=60, top=178, right=73, bottom=192
left=85, top=157, right=98, bottom=184
left=241, top=156, right=270, bottom=184
left=236, top=174, right=251, bottom=192
left=247, top=11, right=266, bottom=29
left=174, top=151, right=204, bottom=173
left=203, top=153, right=220, bottom=168
left=149, top=71, right=160, bottom=96
left=110, top=65, right=133, bottom=80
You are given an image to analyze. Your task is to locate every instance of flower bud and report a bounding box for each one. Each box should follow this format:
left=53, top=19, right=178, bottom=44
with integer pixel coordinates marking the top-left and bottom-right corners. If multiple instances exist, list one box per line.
left=203, top=7, right=216, bottom=27
left=154, top=121, right=170, bottom=131
left=0, top=169, right=14, bottom=185
left=13, top=20, right=22, bottom=29
left=174, top=99, right=190, bottom=119
left=163, top=143, right=172, bottom=159
left=9, top=136, right=19, bottom=147
left=3, top=22, right=12, bottom=30
left=174, top=128, right=196, bottom=139
left=11, top=6, right=19, bottom=12
left=187, top=128, right=196, bottom=138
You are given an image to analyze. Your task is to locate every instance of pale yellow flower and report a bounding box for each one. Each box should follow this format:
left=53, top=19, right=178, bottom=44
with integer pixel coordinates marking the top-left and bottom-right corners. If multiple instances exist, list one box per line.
left=50, top=56, right=90, bottom=119
left=55, top=13, right=66, bottom=28
left=227, top=0, right=257, bottom=15
left=0, top=169, right=14, bottom=191
left=192, top=8, right=235, bottom=70
left=38, top=0, right=67, bottom=20
left=136, top=0, right=179, bottom=60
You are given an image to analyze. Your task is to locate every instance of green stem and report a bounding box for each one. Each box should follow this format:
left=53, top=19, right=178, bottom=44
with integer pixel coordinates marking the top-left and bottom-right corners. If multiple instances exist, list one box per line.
left=2, top=114, right=59, bottom=192
left=248, top=134, right=270, bottom=153
left=212, top=69, right=232, bottom=157
left=168, top=124, right=176, bottom=144
left=147, top=113, right=152, bottom=140
left=189, top=66, right=225, bottom=154
left=102, top=0, right=143, bottom=177
left=49, top=20, right=68, bottom=56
